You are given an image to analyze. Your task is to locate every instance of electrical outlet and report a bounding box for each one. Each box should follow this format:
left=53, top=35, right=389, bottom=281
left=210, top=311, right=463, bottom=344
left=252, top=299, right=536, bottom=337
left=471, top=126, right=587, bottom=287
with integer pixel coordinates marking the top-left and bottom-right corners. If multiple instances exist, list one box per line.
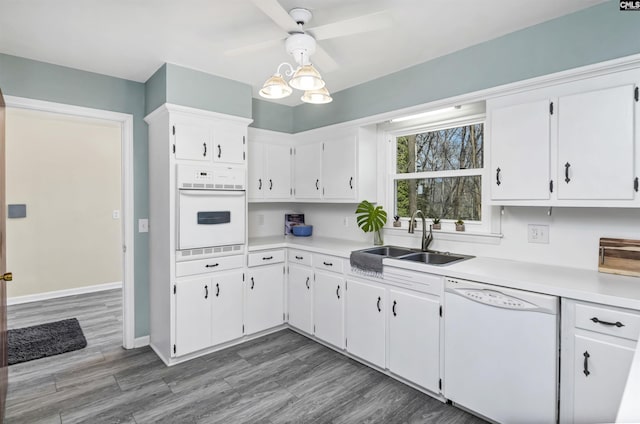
left=112, top=210, right=120, bottom=219
left=528, top=224, right=549, bottom=244
left=138, top=218, right=149, bottom=233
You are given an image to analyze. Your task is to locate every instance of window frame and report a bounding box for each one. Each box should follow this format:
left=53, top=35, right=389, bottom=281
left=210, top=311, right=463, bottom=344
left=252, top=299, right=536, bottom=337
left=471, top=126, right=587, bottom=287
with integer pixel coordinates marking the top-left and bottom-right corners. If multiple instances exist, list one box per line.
left=385, top=115, right=492, bottom=233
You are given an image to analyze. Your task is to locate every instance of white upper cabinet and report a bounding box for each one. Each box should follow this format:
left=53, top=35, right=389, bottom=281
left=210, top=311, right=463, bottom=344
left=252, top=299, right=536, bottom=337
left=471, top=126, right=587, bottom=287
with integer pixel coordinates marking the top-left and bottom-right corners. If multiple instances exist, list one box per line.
left=248, top=139, right=292, bottom=201
left=322, top=136, right=357, bottom=199
left=488, top=69, right=640, bottom=207
left=174, top=121, right=211, bottom=162
left=557, top=84, right=635, bottom=200
left=489, top=99, right=551, bottom=200
left=213, top=123, right=246, bottom=164
left=248, top=141, right=265, bottom=199
left=294, top=143, right=323, bottom=199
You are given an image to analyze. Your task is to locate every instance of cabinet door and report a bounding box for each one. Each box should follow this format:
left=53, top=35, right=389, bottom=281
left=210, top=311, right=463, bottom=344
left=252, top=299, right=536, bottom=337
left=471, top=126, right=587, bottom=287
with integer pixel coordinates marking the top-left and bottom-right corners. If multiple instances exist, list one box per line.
left=322, top=136, right=357, bottom=199
left=213, top=124, right=245, bottom=164
left=294, top=143, right=322, bottom=199
left=345, top=279, right=386, bottom=368
left=389, top=289, right=440, bottom=392
left=174, top=122, right=211, bottom=162
left=490, top=99, right=551, bottom=200
left=174, top=277, right=211, bottom=356
left=245, top=265, right=284, bottom=335
left=288, top=265, right=313, bottom=334
left=572, top=334, right=635, bottom=424
left=265, top=144, right=292, bottom=200
left=314, top=272, right=344, bottom=348
left=211, top=270, right=244, bottom=346
left=248, top=142, right=265, bottom=200
left=558, top=84, right=635, bottom=200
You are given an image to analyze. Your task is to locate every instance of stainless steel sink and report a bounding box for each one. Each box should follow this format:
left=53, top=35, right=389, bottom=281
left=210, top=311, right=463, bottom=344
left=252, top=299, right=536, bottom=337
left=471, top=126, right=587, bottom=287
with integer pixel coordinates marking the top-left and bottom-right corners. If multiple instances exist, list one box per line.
left=398, top=251, right=474, bottom=266
left=359, top=246, right=417, bottom=257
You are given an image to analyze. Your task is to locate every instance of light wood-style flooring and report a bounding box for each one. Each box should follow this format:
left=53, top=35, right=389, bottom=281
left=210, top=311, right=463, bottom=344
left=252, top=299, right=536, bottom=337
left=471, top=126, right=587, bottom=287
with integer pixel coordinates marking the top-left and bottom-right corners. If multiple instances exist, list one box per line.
left=5, top=289, right=486, bottom=424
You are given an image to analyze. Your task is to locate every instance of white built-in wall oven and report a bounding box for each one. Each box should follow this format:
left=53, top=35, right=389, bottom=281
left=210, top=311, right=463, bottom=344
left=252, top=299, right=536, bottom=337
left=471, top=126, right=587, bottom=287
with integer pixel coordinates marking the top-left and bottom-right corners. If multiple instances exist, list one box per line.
left=176, top=165, right=246, bottom=260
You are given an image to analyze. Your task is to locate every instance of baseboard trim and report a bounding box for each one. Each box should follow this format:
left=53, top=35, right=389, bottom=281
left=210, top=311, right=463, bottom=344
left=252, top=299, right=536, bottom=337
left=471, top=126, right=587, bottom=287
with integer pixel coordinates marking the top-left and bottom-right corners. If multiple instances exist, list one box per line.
left=134, top=336, right=150, bottom=348
left=7, top=281, right=122, bottom=306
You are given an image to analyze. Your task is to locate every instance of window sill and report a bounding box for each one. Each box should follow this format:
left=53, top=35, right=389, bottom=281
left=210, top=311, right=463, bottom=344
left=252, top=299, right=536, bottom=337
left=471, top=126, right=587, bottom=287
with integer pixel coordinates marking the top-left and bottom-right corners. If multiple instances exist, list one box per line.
left=385, top=226, right=503, bottom=245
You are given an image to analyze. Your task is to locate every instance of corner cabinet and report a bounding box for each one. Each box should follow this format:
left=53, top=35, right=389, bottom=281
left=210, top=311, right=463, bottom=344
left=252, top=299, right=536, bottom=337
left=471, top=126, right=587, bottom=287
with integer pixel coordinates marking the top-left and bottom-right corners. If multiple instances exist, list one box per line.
left=560, top=299, right=640, bottom=424
left=245, top=250, right=286, bottom=335
left=488, top=69, right=640, bottom=207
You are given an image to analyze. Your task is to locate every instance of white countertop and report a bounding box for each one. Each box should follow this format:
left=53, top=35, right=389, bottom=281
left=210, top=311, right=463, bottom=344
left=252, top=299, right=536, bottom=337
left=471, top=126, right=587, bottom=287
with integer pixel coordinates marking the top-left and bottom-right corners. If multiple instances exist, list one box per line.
left=249, top=236, right=371, bottom=258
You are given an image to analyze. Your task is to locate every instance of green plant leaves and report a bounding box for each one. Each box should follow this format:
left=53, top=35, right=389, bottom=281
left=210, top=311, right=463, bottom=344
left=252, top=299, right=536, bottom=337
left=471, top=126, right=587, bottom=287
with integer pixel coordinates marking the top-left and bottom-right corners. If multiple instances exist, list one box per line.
left=355, top=200, right=388, bottom=233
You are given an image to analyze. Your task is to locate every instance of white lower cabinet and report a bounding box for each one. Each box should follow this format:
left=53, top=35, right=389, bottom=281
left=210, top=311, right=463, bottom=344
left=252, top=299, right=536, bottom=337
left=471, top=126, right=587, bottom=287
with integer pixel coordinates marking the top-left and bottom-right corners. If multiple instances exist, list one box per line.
left=313, top=271, right=344, bottom=349
left=345, top=278, right=386, bottom=368
left=560, top=299, right=640, bottom=424
left=288, top=264, right=314, bottom=334
left=388, top=288, right=440, bottom=393
left=245, top=263, right=285, bottom=335
left=210, top=270, right=244, bottom=346
left=175, top=276, right=212, bottom=356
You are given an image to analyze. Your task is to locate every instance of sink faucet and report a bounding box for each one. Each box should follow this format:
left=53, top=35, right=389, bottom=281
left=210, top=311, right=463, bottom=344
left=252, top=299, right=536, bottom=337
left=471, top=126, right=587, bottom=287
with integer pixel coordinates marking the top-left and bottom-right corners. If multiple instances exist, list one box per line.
left=408, top=210, right=433, bottom=252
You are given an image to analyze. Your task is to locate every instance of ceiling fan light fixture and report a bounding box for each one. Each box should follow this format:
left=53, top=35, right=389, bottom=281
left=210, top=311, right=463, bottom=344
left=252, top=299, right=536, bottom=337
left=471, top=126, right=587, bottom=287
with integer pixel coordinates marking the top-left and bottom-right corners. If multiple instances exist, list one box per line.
left=301, top=86, right=333, bottom=104
left=259, top=73, right=293, bottom=99
left=289, top=64, right=325, bottom=91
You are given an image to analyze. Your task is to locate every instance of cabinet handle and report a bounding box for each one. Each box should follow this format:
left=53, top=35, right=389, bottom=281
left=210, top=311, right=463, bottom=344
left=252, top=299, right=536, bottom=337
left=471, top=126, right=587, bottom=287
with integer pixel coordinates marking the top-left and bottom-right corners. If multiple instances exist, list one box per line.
left=496, top=167, right=501, bottom=186
left=315, top=179, right=319, bottom=190
left=258, top=179, right=262, bottom=190
left=305, top=277, right=310, bottom=290
left=204, top=285, right=209, bottom=299
left=217, top=144, right=222, bottom=158
left=295, top=255, right=303, bottom=260
left=583, top=351, right=590, bottom=377
left=323, top=261, right=333, bottom=267
left=205, top=263, right=219, bottom=268
left=634, top=177, right=638, bottom=192
left=376, top=296, right=381, bottom=312
left=216, top=283, right=220, bottom=297
left=336, top=285, right=341, bottom=299
left=349, top=177, right=353, bottom=189
left=250, top=277, right=255, bottom=290
left=392, top=300, right=397, bottom=317
left=269, top=179, right=273, bottom=190
left=203, top=143, right=207, bottom=157
left=262, top=256, right=273, bottom=261
left=564, top=162, right=571, bottom=183
left=590, top=317, right=625, bottom=327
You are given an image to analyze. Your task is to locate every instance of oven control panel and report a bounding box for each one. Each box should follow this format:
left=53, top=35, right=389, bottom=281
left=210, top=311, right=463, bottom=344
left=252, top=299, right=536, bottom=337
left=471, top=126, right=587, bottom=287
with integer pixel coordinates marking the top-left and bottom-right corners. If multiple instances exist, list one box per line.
left=177, top=165, right=245, bottom=190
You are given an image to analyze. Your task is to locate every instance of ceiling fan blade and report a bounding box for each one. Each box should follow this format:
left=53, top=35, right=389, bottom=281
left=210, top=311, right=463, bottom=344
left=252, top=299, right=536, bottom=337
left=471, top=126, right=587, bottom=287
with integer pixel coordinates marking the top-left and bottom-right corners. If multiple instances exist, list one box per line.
left=251, top=0, right=299, bottom=33
left=224, top=37, right=285, bottom=57
left=312, top=45, right=339, bottom=73
left=310, top=10, right=393, bottom=41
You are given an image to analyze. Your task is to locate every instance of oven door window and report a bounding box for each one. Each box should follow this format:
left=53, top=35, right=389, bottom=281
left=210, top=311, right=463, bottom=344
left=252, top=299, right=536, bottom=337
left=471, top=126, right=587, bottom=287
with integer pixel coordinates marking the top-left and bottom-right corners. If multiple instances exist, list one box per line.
left=178, top=190, right=245, bottom=250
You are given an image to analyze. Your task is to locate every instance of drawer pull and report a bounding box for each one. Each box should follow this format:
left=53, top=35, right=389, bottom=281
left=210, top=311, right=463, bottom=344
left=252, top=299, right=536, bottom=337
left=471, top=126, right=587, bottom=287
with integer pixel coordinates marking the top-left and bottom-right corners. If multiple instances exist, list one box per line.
left=583, top=351, right=590, bottom=377
left=323, top=261, right=333, bottom=267
left=295, top=255, right=304, bottom=260
left=205, top=263, right=219, bottom=268
left=590, top=317, right=625, bottom=327
left=262, top=256, right=273, bottom=261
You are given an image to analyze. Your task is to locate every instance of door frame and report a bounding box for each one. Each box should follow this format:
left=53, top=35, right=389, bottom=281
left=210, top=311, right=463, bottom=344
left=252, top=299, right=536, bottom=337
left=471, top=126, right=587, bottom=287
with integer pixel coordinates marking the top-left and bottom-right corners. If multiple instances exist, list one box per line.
left=4, top=95, right=136, bottom=349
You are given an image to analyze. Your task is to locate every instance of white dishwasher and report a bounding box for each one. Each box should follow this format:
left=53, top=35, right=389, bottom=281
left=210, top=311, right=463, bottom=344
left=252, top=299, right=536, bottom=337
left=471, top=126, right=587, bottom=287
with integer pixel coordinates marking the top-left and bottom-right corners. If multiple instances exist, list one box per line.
left=444, top=278, right=558, bottom=424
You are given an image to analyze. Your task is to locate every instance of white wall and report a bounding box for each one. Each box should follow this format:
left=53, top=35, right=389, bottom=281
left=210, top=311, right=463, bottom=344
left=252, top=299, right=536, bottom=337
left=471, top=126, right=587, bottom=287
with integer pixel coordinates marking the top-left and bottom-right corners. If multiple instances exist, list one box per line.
left=6, top=108, right=122, bottom=298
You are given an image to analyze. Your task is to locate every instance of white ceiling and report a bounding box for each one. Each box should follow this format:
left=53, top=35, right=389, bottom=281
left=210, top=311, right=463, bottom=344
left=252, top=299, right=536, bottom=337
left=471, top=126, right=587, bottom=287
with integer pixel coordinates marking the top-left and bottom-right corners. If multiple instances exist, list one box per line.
left=0, top=0, right=605, bottom=106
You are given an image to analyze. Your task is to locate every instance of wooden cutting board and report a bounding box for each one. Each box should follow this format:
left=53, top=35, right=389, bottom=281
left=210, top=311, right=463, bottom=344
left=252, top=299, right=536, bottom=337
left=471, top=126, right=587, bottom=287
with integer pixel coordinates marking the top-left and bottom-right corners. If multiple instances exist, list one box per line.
left=599, top=238, right=640, bottom=278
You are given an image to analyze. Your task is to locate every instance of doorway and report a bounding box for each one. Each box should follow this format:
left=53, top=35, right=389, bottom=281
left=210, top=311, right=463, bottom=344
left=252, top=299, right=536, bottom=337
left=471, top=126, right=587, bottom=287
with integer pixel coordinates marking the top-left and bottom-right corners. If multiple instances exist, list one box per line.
left=3, top=96, right=135, bottom=349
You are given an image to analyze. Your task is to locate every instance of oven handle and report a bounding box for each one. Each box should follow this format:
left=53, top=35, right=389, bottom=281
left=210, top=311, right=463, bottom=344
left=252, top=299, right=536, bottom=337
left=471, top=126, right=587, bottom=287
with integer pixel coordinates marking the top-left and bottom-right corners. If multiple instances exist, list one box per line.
left=179, top=190, right=245, bottom=197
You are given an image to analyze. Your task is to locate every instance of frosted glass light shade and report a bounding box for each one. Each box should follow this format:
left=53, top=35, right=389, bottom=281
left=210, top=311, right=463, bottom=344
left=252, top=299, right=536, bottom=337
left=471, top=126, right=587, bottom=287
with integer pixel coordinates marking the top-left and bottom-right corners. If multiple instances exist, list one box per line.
left=301, top=86, right=333, bottom=104
left=289, top=65, right=325, bottom=91
left=259, top=74, right=293, bottom=99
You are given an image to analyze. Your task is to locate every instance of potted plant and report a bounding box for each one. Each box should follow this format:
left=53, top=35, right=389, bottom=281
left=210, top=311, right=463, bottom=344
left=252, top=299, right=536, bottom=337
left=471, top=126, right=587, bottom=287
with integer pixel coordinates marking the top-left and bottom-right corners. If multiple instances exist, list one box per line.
left=355, top=200, right=388, bottom=245
left=455, top=219, right=465, bottom=232
left=432, top=217, right=441, bottom=230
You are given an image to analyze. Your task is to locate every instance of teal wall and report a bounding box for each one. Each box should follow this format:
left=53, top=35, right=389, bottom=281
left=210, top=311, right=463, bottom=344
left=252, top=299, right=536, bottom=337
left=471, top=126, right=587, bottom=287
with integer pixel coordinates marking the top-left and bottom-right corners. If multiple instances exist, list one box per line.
left=0, top=53, right=150, bottom=337
left=261, top=1, right=640, bottom=132
left=251, top=98, right=294, bottom=133
left=144, top=64, right=167, bottom=116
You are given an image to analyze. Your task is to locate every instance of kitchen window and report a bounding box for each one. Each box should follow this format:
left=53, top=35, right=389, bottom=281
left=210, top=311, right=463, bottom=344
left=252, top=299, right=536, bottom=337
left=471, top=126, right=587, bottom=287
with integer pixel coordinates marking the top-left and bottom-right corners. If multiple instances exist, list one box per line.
left=389, top=119, right=488, bottom=231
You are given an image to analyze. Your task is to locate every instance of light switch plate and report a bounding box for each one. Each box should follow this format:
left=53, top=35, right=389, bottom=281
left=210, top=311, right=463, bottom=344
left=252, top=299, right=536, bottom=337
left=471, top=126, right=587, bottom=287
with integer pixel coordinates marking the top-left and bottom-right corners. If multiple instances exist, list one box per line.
left=138, top=218, right=149, bottom=233
left=112, top=210, right=120, bottom=219
left=528, top=224, right=549, bottom=244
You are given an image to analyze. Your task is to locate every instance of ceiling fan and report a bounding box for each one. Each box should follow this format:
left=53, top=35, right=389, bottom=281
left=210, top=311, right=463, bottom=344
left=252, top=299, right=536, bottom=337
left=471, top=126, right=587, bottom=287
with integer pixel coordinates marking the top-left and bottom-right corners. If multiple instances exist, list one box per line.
left=227, top=0, right=393, bottom=103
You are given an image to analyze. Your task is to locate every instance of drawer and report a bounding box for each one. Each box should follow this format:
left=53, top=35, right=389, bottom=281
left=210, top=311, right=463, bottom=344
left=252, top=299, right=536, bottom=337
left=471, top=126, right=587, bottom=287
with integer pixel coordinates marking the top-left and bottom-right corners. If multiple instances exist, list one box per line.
left=314, top=253, right=344, bottom=273
left=575, top=301, right=640, bottom=341
left=176, top=254, right=244, bottom=277
left=384, top=266, right=443, bottom=296
left=288, top=249, right=312, bottom=267
left=247, top=249, right=285, bottom=267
